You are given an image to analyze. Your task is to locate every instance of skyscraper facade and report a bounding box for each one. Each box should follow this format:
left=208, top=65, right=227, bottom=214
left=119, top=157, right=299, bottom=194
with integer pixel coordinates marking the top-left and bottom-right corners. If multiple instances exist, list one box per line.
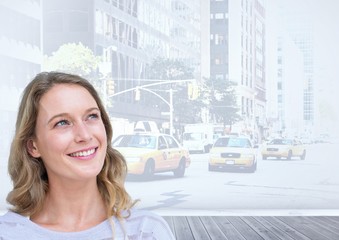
left=210, top=0, right=266, bottom=140
left=0, top=0, right=42, bottom=156
left=43, top=0, right=201, bottom=121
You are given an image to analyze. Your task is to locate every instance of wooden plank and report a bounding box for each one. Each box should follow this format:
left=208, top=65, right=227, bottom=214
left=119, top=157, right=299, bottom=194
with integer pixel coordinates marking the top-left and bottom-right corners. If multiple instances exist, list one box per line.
left=186, top=216, right=211, bottom=240
left=322, top=216, right=339, bottom=225
left=212, top=216, right=246, bottom=240
left=263, top=216, right=312, bottom=240
left=302, top=217, right=339, bottom=240
left=172, top=216, right=194, bottom=240
left=277, top=216, right=333, bottom=240
left=226, top=216, right=264, bottom=240
left=309, top=216, right=339, bottom=230
left=240, top=216, right=282, bottom=240
left=163, top=216, right=175, bottom=233
left=199, top=216, right=227, bottom=240
left=163, top=216, right=339, bottom=240
left=254, top=217, right=295, bottom=240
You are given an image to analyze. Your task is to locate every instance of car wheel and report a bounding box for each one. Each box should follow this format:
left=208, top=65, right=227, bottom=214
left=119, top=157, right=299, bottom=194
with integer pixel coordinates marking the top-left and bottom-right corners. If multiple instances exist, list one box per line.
left=208, top=164, right=217, bottom=172
left=300, top=150, right=306, bottom=160
left=142, top=160, right=154, bottom=180
left=247, top=159, right=257, bottom=173
left=287, top=150, right=292, bottom=160
left=173, top=159, right=186, bottom=177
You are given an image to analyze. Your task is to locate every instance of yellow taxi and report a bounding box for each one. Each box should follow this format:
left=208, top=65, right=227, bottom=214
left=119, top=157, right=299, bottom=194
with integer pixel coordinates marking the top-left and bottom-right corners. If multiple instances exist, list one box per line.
left=261, top=138, right=306, bottom=160
left=209, top=136, right=258, bottom=172
left=112, top=132, right=191, bottom=179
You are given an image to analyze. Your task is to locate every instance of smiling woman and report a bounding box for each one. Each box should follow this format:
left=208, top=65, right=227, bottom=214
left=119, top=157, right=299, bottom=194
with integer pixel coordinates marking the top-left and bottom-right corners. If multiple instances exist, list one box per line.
left=0, top=72, right=175, bottom=240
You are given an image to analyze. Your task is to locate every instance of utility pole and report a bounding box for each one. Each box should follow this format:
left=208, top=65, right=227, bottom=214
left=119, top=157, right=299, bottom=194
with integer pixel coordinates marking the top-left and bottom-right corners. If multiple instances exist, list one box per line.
left=169, top=88, right=173, bottom=136
left=107, top=79, right=195, bottom=136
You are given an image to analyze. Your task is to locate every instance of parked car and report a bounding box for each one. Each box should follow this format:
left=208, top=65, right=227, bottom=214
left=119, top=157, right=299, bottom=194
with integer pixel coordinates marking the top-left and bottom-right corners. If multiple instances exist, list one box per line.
left=209, top=136, right=258, bottom=172
left=112, top=132, right=191, bottom=179
left=261, top=138, right=306, bottom=160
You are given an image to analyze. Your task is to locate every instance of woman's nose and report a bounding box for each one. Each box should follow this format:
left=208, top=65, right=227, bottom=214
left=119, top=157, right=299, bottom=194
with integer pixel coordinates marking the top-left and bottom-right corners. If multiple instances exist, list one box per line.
left=74, top=122, right=92, bottom=142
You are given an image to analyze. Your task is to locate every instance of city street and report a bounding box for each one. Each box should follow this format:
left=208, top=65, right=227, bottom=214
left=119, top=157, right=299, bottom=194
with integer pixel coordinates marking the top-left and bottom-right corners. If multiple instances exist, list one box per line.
left=1, top=142, right=338, bottom=215
left=125, top=142, right=339, bottom=214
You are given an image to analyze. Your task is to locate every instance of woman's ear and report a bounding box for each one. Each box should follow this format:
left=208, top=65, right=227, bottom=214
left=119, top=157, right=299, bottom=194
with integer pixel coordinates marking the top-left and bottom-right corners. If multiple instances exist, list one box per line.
left=27, top=139, right=41, bottom=158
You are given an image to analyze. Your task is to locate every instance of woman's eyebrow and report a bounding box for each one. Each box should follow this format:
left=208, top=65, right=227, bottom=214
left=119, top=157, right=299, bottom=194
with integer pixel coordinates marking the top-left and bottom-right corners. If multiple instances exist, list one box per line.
left=47, top=113, right=69, bottom=124
left=47, top=107, right=100, bottom=124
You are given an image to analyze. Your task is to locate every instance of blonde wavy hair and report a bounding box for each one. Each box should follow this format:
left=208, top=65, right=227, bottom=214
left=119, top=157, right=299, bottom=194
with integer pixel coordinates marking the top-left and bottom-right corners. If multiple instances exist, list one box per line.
left=7, top=71, right=136, bottom=221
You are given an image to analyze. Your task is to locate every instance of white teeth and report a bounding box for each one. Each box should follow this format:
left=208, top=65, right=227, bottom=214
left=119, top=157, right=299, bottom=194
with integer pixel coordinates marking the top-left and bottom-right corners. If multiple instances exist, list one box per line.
left=70, top=148, right=95, bottom=157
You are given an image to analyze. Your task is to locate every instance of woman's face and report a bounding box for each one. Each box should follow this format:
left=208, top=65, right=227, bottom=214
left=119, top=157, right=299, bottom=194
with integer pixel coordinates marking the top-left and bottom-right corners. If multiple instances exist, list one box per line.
left=29, top=84, right=107, bottom=183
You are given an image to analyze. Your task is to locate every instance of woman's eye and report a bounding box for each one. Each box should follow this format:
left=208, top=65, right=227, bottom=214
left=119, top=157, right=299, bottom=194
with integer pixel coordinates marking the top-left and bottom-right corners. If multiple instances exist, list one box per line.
left=88, top=113, right=99, bottom=120
left=55, top=119, right=69, bottom=127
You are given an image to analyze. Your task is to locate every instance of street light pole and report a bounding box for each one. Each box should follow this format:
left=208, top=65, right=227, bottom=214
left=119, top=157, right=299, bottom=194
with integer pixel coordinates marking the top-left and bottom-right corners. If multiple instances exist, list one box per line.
left=169, top=88, right=173, bottom=136
left=107, top=79, right=195, bottom=136
left=100, top=45, right=117, bottom=109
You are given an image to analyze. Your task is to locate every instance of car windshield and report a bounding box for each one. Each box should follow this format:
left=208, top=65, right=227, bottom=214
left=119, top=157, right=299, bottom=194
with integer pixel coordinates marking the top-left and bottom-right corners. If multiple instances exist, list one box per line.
left=214, top=137, right=251, bottom=148
left=269, top=139, right=293, bottom=145
left=183, top=132, right=204, bottom=141
left=112, top=135, right=157, bottom=149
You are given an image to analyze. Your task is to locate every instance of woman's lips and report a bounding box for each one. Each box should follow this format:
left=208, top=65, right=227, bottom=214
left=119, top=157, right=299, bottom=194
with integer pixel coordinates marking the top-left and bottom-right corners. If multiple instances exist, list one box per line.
left=68, top=147, right=97, bottom=158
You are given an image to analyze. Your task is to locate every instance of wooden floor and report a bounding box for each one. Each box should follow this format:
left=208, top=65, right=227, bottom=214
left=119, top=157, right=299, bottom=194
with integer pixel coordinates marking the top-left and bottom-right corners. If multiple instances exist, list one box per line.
left=163, top=216, right=339, bottom=240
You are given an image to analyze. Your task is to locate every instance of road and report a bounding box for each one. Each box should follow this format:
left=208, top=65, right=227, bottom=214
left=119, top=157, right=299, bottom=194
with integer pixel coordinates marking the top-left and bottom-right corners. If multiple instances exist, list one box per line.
left=125, top=142, right=339, bottom=215
left=1, top=143, right=338, bottom=215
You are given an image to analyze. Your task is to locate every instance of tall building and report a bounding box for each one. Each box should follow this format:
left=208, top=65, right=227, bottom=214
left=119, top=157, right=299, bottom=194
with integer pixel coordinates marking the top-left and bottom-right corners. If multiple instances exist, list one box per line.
left=210, top=0, right=266, bottom=141
left=0, top=0, right=42, bottom=156
left=265, top=1, right=305, bottom=138
left=265, top=0, right=316, bottom=137
left=43, top=0, right=201, bottom=122
left=0, top=0, right=42, bottom=101
left=278, top=0, right=315, bottom=133
left=276, top=36, right=304, bottom=137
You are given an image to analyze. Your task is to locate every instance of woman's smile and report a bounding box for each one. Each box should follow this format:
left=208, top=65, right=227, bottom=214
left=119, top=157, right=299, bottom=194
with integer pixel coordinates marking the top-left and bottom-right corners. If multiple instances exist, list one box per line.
left=68, top=147, right=98, bottom=159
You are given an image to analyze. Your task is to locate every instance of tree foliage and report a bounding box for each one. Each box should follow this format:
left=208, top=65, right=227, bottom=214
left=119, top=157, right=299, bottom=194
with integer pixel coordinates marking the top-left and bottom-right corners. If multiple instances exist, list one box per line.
left=43, top=42, right=104, bottom=97
left=43, top=42, right=100, bottom=78
left=144, top=57, right=204, bottom=124
left=203, top=77, right=242, bottom=127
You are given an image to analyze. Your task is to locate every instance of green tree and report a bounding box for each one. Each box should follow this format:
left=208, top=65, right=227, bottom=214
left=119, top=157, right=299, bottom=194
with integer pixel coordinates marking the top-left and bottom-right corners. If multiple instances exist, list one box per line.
left=144, top=57, right=204, bottom=124
left=203, top=77, right=242, bottom=128
left=43, top=42, right=104, bottom=100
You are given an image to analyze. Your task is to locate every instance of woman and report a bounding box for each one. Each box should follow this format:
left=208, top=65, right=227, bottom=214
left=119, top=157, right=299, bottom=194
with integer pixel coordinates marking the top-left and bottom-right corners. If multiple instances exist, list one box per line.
left=0, top=72, right=175, bottom=239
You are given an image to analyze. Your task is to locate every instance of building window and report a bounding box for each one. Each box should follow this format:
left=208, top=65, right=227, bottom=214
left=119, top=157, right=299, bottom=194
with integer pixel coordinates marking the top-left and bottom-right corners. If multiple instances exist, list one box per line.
left=216, top=74, right=224, bottom=80
left=215, top=13, right=224, bottom=19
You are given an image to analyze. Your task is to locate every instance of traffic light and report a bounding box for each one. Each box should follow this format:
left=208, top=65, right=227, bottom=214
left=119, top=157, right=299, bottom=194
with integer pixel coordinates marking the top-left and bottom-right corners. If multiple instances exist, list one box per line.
left=187, top=83, right=199, bottom=100
left=192, top=84, right=200, bottom=100
left=106, top=79, right=115, bottom=96
left=187, top=83, right=193, bottom=99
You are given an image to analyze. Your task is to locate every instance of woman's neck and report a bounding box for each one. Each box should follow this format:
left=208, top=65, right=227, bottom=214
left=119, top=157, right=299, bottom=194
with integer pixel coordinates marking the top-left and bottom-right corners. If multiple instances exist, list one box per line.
left=30, top=180, right=107, bottom=232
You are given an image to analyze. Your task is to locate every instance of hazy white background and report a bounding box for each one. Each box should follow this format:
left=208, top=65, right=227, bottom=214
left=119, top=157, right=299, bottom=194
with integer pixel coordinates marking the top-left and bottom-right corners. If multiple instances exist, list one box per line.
left=1, top=0, right=339, bottom=214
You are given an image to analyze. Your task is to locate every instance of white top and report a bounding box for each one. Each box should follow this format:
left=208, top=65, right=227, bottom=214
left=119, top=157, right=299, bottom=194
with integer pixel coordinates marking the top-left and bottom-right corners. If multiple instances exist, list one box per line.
left=0, top=210, right=175, bottom=240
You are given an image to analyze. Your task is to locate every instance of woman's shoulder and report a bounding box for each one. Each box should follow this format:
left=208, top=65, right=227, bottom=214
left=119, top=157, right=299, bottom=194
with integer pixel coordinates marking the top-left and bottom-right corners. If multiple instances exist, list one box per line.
left=0, top=211, right=27, bottom=224
left=0, top=211, right=33, bottom=239
left=126, top=209, right=170, bottom=227
left=123, top=209, right=175, bottom=239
